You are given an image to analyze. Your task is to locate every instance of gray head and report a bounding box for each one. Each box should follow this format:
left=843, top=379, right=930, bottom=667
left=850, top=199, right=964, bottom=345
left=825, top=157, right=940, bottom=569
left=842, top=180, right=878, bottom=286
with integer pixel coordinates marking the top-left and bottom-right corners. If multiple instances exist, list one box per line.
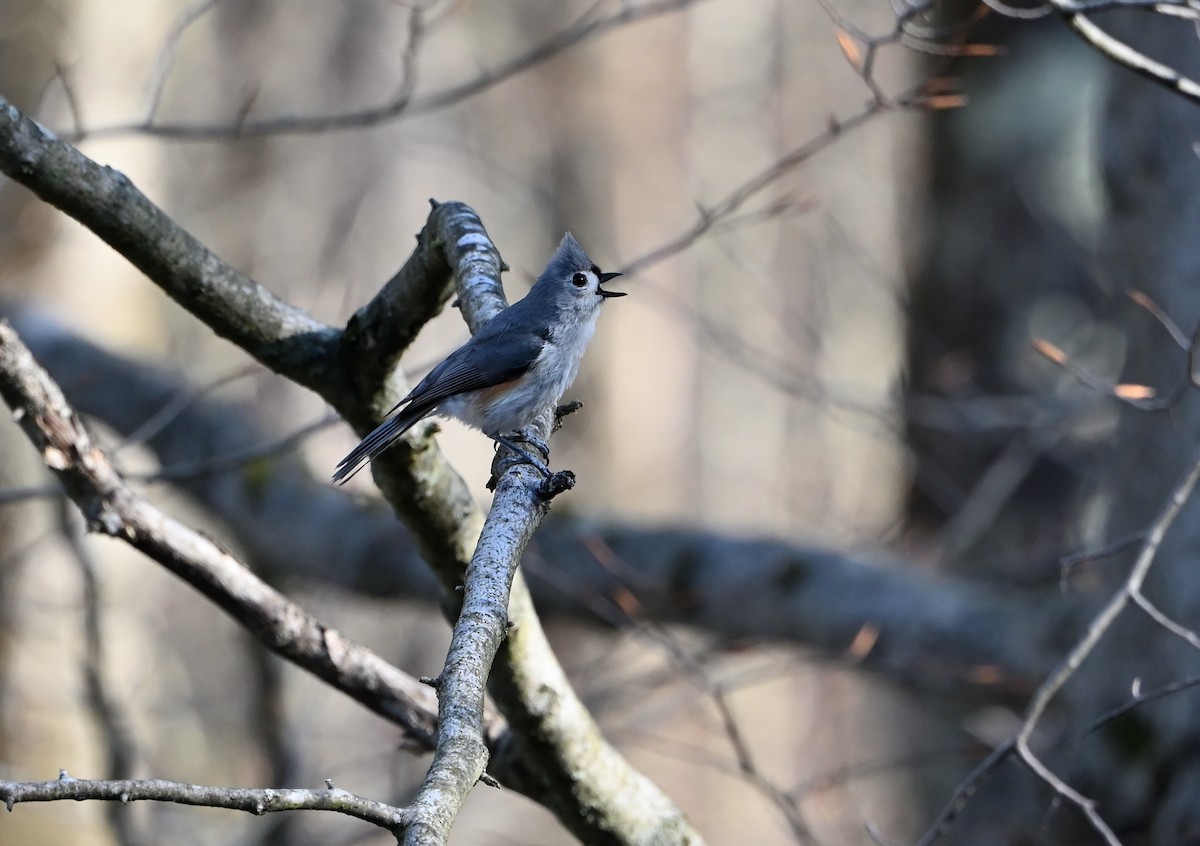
left=529, top=233, right=624, bottom=317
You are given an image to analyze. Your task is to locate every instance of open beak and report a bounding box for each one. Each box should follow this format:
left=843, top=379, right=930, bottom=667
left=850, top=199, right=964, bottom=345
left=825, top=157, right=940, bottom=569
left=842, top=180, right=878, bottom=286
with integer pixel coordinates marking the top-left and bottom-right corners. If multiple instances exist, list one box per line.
left=597, top=271, right=626, bottom=298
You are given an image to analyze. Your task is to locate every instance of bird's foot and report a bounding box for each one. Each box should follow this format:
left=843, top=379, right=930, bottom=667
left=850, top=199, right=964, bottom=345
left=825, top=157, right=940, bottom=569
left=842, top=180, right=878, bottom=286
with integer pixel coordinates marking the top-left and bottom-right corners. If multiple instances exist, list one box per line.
left=513, top=428, right=551, bottom=460
left=492, top=434, right=551, bottom=476
left=487, top=432, right=575, bottom=499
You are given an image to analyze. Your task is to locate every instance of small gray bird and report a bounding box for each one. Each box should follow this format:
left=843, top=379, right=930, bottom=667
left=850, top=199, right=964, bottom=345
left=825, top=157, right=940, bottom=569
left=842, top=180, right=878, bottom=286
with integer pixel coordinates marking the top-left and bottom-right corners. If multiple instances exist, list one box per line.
left=332, top=233, right=624, bottom=485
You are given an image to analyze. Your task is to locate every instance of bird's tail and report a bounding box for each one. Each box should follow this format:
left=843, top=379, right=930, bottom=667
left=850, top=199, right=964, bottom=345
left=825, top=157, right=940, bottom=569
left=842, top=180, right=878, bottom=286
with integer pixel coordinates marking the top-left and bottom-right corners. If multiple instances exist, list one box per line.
left=331, top=404, right=430, bottom=485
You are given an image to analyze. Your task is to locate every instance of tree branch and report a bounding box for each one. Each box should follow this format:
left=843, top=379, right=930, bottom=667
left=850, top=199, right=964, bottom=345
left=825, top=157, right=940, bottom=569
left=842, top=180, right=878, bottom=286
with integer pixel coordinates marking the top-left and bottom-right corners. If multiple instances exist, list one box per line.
left=336, top=199, right=510, bottom=423
left=0, top=321, right=443, bottom=751
left=0, top=90, right=700, bottom=842
left=404, top=460, right=553, bottom=844
left=0, top=773, right=410, bottom=833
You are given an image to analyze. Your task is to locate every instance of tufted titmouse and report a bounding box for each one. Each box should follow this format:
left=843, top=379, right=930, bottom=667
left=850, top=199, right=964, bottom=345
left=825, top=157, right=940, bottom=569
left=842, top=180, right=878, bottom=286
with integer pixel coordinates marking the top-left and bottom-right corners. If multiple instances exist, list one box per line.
left=332, top=233, right=624, bottom=485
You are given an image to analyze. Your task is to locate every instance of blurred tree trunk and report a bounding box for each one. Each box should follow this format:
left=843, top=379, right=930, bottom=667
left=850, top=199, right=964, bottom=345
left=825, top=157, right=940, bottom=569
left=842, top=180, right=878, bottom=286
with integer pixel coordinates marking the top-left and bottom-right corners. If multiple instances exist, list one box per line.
left=906, top=10, right=1200, bottom=843
left=905, top=16, right=1110, bottom=577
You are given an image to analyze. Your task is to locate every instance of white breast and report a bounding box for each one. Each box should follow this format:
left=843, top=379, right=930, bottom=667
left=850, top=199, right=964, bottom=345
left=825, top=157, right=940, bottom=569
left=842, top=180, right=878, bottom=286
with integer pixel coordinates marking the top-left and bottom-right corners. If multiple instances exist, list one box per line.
left=465, top=314, right=599, bottom=436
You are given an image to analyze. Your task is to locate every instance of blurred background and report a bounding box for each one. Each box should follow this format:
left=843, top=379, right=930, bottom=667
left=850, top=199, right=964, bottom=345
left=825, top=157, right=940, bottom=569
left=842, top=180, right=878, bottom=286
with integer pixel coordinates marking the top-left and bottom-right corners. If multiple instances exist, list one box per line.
left=3, top=0, right=1200, bottom=844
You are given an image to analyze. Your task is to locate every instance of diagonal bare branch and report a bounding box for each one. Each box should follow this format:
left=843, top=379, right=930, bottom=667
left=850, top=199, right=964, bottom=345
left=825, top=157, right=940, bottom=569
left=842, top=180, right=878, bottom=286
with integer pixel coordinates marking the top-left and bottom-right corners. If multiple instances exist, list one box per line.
left=0, top=320, right=443, bottom=751
left=0, top=97, right=339, bottom=386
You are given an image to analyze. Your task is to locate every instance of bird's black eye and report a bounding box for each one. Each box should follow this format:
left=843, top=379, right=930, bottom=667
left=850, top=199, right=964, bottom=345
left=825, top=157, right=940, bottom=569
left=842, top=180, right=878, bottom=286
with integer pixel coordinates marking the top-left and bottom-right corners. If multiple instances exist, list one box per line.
left=572, top=272, right=588, bottom=287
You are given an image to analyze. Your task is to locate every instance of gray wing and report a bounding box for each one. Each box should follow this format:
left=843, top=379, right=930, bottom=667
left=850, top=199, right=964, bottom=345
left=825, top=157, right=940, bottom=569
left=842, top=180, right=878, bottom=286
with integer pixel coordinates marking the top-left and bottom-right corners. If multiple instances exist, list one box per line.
left=332, top=326, right=544, bottom=484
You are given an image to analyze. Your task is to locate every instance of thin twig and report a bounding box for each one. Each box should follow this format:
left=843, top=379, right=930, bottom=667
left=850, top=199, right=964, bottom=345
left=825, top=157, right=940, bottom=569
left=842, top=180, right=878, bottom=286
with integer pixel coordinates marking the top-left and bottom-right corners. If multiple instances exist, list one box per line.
left=570, top=544, right=817, bottom=845
left=143, top=0, right=231, bottom=121
left=0, top=774, right=410, bottom=831
left=129, top=414, right=338, bottom=483
left=1126, top=289, right=1189, bottom=350
left=1059, top=532, right=1146, bottom=591
left=914, top=741, right=1016, bottom=846
left=51, top=62, right=85, bottom=137
left=1129, top=589, right=1200, bottom=652
left=1010, top=445, right=1200, bottom=844
left=1075, top=674, right=1200, bottom=742
left=58, top=502, right=143, bottom=846
left=114, top=363, right=260, bottom=454
left=78, top=0, right=707, bottom=141
left=248, top=643, right=301, bottom=846
left=918, top=444, right=1200, bottom=845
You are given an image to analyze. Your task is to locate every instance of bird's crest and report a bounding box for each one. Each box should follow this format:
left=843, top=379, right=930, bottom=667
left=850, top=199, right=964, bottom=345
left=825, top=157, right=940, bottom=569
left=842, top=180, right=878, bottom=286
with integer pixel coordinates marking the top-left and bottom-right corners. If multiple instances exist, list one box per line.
left=539, top=232, right=593, bottom=283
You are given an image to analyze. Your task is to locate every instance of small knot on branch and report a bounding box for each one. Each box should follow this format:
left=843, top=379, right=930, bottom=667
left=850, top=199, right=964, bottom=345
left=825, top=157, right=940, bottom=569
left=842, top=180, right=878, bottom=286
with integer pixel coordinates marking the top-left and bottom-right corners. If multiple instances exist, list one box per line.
left=538, top=470, right=576, bottom=500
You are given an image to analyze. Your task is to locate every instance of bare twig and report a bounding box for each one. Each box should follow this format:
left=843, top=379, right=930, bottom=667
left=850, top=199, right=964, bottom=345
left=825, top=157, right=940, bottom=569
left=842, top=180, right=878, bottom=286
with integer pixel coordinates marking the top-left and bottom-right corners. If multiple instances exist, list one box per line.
left=77, top=0, right=706, bottom=141
left=143, top=0, right=231, bottom=121
left=0, top=773, right=410, bottom=832
left=1017, top=443, right=1200, bottom=730
left=914, top=741, right=1016, bottom=846
left=1126, top=289, right=1189, bottom=350
left=1012, top=445, right=1200, bottom=842
left=1129, top=589, right=1200, bottom=652
left=129, top=414, right=338, bottom=483
left=564, top=546, right=817, bottom=844
left=59, top=503, right=143, bottom=846
left=249, top=643, right=301, bottom=846
left=1032, top=338, right=1166, bottom=410
left=114, top=363, right=260, bottom=453
left=1075, top=674, right=1200, bottom=742
left=1059, top=531, right=1145, bottom=590
left=621, top=95, right=892, bottom=279
left=51, top=62, right=85, bottom=137
left=710, top=683, right=818, bottom=845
